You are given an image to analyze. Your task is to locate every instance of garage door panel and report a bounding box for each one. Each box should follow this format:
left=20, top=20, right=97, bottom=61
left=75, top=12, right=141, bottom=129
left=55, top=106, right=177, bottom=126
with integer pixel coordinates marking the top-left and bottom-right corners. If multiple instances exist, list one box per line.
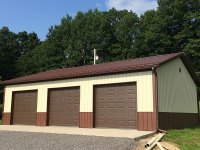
left=48, top=87, right=80, bottom=126
left=97, top=110, right=106, bottom=116
left=12, top=90, right=37, bottom=125
left=127, top=103, right=136, bottom=108
left=107, top=95, right=115, bottom=100
left=117, top=102, right=125, bottom=108
left=107, top=102, right=115, bottom=108
left=106, top=109, right=115, bottom=116
left=127, top=93, right=136, bottom=99
left=117, top=109, right=126, bottom=116
left=117, top=95, right=125, bottom=100
left=97, top=118, right=135, bottom=128
left=127, top=121, right=136, bottom=127
left=107, top=120, right=115, bottom=126
left=117, top=120, right=126, bottom=126
left=96, top=119, right=105, bottom=126
left=95, top=82, right=137, bottom=129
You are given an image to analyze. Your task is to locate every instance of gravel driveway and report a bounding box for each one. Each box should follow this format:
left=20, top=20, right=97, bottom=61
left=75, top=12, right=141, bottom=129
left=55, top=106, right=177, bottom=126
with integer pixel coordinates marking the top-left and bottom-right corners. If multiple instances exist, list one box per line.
left=0, top=131, right=137, bottom=150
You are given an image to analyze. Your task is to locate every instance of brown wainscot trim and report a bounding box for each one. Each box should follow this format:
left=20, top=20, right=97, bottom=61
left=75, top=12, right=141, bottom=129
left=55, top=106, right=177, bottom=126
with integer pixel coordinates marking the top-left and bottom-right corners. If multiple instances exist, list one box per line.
left=36, top=112, right=47, bottom=126
left=158, top=112, right=199, bottom=130
left=79, top=112, right=93, bottom=128
left=137, top=112, right=157, bottom=131
left=2, top=112, right=11, bottom=125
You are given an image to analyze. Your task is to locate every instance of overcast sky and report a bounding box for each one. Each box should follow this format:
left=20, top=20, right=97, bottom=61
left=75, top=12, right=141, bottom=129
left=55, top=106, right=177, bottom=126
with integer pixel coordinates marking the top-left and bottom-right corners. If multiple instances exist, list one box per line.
left=0, top=0, right=158, bottom=40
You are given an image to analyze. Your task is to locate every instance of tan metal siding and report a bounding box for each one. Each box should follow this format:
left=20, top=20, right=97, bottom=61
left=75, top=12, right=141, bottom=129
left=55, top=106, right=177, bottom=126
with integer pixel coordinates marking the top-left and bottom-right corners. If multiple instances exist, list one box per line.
left=4, top=71, right=153, bottom=113
left=157, top=58, right=198, bottom=113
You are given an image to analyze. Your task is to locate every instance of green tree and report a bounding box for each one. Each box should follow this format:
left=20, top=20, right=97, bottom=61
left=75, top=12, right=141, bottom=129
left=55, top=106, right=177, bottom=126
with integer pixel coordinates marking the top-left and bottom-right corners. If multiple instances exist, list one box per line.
left=17, top=31, right=41, bottom=54
left=134, top=10, right=159, bottom=57
left=23, top=9, right=139, bottom=73
left=135, top=0, right=200, bottom=77
left=0, top=27, right=19, bottom=80
left=96, top=8, right=139, bottom=62
left=11, top=4, right=200, bottom=79
left=16, top=31, right=41, bottom=76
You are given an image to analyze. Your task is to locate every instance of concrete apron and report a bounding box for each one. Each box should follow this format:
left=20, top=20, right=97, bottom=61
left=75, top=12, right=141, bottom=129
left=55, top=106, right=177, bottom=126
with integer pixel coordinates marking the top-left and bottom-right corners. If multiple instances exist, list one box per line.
left=0, top=125, right=153, bottom=139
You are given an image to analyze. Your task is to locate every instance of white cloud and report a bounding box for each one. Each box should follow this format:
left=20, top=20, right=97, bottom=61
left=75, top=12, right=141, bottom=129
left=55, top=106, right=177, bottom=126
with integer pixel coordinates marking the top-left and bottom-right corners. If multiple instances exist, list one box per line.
left=105, top=0, right=158, bottom=15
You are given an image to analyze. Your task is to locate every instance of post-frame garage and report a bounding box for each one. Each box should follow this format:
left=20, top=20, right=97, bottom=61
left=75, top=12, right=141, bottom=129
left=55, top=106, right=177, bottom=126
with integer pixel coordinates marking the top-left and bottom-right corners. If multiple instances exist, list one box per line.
left=1, top=53, right=200, bottom=131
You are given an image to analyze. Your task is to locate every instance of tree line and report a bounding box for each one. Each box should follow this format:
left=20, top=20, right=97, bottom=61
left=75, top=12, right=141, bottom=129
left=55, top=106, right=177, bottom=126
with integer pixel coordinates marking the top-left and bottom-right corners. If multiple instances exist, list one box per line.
left=0, top=0, right=200, bottom=81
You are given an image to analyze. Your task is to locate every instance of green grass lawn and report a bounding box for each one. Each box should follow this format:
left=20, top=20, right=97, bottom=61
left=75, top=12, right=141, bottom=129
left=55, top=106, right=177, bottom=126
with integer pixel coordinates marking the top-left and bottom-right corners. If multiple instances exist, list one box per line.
left=164, top=126, right=200, bottom=150
left=0, top=120, right=2, bottom=125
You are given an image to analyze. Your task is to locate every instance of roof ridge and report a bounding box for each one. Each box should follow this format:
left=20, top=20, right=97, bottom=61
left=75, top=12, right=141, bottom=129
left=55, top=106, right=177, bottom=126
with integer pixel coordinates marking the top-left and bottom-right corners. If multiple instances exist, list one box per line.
left=36, top=52, right=183, bottom=74
left=2, top=52, right=191, bottom=85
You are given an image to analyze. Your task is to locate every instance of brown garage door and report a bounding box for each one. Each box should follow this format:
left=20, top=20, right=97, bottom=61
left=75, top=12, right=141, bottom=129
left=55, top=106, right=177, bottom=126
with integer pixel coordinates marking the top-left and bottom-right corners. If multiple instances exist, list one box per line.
left=11, top=90, right=37, bottom=125
left=94, top=82, right=137, bottom=129
left=48, top=87, right=80, bottom=126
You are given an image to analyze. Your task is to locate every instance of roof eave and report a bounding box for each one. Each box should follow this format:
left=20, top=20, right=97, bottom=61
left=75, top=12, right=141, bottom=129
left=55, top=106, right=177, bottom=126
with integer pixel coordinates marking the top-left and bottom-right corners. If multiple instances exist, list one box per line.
left=2, top=68, right=153, bottom=86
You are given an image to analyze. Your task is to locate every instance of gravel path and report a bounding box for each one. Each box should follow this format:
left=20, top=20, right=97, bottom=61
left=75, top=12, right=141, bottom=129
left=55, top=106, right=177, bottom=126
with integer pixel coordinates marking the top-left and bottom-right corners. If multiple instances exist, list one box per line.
left=0, top=131, right=137, bottom=150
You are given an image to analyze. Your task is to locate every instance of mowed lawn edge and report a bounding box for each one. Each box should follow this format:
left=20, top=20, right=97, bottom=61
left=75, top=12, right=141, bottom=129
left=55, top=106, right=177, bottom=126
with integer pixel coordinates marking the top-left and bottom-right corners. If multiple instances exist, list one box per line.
left=164, top=125, right=200, bottom=150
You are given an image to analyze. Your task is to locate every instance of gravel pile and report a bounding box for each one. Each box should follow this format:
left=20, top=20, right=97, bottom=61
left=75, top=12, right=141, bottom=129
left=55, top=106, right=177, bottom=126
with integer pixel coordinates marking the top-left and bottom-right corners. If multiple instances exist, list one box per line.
left=0, top=131, right=137, bottom=150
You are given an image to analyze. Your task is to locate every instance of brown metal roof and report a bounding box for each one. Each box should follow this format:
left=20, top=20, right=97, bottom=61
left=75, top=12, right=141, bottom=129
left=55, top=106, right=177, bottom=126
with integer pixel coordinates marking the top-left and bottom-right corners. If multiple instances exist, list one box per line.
left=2, top=52, right=199, bottom=85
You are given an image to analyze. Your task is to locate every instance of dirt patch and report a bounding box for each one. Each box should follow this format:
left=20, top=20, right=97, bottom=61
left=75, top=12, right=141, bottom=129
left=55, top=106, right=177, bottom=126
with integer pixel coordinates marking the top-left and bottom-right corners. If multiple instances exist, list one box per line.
left=159, top=141, right=180, bottom=150
left=133, top=133, right=180, bottom=150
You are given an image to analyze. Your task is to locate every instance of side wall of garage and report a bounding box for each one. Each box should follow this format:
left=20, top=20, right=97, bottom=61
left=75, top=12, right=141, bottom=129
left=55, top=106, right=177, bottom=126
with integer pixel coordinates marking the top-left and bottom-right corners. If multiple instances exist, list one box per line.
left=3, top=71, right=156, bottom=131
left=157, top=58, right=199, bottom=129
